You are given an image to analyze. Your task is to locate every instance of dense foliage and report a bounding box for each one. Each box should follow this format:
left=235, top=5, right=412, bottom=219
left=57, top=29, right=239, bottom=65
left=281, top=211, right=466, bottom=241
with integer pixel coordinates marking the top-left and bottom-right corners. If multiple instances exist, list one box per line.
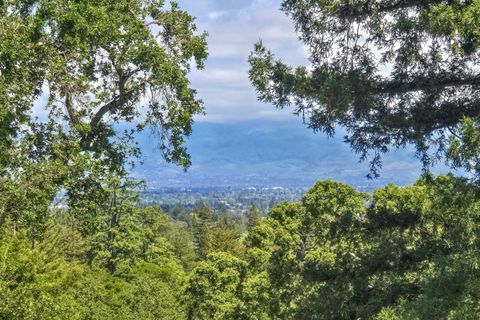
left=2, top=175, right=480, bottom=319
left=239, top=176, right=480, bottom=319
left=249, top=0, right=480, bottom=177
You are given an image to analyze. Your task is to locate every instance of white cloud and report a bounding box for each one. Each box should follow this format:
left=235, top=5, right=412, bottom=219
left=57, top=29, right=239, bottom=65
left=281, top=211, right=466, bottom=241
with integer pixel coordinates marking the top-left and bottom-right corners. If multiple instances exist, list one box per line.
left=207, top=10, right=227, bottom=20
left=178, top=0, right=309, bottom=122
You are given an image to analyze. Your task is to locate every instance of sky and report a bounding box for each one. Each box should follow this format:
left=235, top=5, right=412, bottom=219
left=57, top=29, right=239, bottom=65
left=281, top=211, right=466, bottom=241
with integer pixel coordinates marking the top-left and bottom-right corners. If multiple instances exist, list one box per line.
left=32, top=1, right=456, bottom=188
left=177, top=0, right=308, bottom=122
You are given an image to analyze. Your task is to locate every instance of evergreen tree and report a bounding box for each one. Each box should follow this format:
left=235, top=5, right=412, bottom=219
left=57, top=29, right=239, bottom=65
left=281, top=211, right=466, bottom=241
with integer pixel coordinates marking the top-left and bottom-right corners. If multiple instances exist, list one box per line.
left=238, top=176, right=480, bottom=319
left=249, top=0, right=480, bottom=177
left=210, top=217, right=245, bottom=258
left=192, top=204, right=214, bottom=259
left=247, top=204, right=262, bottom=232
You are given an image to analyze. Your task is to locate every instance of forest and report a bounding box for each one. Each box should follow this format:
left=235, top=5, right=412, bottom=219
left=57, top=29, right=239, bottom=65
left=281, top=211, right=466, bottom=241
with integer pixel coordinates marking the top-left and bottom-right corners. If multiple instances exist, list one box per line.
left=2, top=0, right=480, bottom=319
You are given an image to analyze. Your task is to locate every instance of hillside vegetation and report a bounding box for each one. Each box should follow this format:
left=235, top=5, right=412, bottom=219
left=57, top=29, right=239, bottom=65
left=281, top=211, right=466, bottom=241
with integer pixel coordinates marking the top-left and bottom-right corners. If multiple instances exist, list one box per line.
left=2, top=175, right=480, bottom=319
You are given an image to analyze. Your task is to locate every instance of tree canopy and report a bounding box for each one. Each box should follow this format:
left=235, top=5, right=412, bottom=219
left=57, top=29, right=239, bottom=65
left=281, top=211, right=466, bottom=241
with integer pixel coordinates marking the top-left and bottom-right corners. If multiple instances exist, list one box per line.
left=1, top=0, right=207, bottom=172
left=185, top=176, right=480, bottom=319
left=249, top=0, right=480, bottom=177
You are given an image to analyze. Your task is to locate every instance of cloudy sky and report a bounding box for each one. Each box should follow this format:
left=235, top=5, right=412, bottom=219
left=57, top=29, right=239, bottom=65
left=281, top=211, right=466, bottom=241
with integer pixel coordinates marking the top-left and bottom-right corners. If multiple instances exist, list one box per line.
left=177, top=0, right=308, bottom=122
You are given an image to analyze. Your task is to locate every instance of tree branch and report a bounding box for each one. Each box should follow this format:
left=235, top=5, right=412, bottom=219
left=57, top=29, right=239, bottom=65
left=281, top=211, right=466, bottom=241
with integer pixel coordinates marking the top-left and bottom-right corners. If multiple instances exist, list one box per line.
left=375, top=76, right=480, bottom=95
left=89, top=74, right=135, bottom=129
left=337, top=0, right=440, bottom=19
left=65, top=90, right=79, bottom=125
left=89, top=97, right=124, bottom=129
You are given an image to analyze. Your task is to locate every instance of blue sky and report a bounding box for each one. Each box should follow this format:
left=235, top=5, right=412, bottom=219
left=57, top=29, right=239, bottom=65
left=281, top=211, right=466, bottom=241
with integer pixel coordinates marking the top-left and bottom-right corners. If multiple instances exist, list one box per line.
left=177, top=0, right=307, bottom=122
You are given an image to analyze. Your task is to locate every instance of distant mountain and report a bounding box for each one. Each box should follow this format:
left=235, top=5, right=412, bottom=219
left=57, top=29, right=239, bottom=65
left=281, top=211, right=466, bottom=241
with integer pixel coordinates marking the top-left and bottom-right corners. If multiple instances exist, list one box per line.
left=132, top=119, right=453, bottom=189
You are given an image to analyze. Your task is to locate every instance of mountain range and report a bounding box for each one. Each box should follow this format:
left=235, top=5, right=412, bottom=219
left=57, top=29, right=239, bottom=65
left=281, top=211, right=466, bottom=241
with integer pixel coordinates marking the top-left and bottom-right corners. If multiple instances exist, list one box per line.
left=132, top=119, right=453, bottom=189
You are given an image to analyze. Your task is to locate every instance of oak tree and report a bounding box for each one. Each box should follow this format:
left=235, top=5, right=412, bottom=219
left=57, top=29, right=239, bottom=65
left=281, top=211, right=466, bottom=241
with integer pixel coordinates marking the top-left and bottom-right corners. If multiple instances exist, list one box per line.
left=1, top=0, right=207, bottom=172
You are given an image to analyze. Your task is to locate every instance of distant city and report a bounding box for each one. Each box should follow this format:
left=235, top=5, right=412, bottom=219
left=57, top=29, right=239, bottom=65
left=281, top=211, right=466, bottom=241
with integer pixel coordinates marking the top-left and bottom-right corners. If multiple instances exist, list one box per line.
left=139, top=184, right=375, bottom=214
